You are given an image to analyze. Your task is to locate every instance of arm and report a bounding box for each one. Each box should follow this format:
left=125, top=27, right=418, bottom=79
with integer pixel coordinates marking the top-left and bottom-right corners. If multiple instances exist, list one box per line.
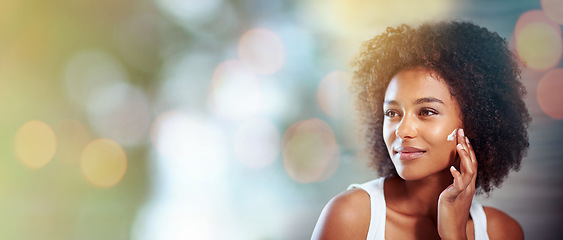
left=311, top=189, right=371, bottom=240
left=484, top=206, right=524, bottom=240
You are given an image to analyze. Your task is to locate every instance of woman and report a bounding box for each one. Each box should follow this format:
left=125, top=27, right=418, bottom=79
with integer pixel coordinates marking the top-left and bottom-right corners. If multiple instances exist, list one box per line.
left=312, top=21, right=530, bottom=239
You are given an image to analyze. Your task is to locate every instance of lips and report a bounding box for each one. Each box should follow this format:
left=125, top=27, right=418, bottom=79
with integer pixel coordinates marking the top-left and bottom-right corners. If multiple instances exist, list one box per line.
left=394, top=146, right=426, bottom=160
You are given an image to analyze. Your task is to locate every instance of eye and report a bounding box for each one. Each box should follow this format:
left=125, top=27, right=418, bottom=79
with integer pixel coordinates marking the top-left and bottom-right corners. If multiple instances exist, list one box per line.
left=384, top=109, right=400, bottom=118
left=419, top=108, right=438, bottom=116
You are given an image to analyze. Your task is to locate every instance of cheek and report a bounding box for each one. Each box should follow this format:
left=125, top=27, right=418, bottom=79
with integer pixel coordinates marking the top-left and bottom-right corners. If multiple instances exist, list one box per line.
left=424, top=122, right=459, bottom=159
left=425, top=120, right=457, bottom=142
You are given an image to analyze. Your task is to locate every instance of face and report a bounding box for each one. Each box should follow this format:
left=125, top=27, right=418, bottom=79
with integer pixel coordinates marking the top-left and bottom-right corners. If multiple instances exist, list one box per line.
left=383, top=69, right=463, bottom=180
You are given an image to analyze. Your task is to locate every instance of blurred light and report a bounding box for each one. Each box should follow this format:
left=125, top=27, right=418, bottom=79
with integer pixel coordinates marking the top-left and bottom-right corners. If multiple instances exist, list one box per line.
left=282, top=119, right=340, bottom=183
left=303, top=0, right=451, bottom=55
left=209, top=60, right=262, bottom=120
left=86, top=80, right=130, bottom=116
left=157, top=52, right=215, bottom=109
left=516, top=22, right=562, bottom=71
left=238, top=28, right=285, bottom=75
left=139, top=110, right=230, bottom=239
left=537, top=68, right=563, bottom=119
left=317, top=71, right=352, bottom=118
left=258, top=78, right=296, bottom=120
left=514, top=10, right=561, bottom=37
left=14, top=120, right=57, bottom=169
left=54, top=119, right=91, bottom=165
left=150, top=111, right=227, bottom=184
left=150, top=111, right=193, bottom=159
left=233, top=118, right=280, bottom=169
left=80, top=138, right=127, bottom=188
left=331, top=0, right=451, bottom=28
left=133, top=200, right=229, bottom=240
left=88, top=86, right=152, bottom=147
left=515, top=11, right=563, bottom=71
left=541, top=0, right=563, bottom=24
left=155, top=0, right=223, bottom=25
left=64, top=49, right=130, bottom=111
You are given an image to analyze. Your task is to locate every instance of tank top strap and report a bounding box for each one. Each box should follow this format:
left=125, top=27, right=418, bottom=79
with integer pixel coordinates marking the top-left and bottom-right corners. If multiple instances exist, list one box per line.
left=469, top=198, right=490, bottom=240
left=348, top=177, right=386, bottom=240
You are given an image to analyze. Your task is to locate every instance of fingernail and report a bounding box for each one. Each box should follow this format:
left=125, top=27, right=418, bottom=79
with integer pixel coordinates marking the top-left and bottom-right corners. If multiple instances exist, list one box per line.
left=460, top=128, right=465, bottom=137
left=465, top=136, right=470, bottom=145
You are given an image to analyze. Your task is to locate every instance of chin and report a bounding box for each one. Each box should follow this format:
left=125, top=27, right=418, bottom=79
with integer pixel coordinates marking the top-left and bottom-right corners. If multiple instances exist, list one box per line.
left=396, top=167, right=428, bottom=181
left=396, top=164, right=452, bottom=181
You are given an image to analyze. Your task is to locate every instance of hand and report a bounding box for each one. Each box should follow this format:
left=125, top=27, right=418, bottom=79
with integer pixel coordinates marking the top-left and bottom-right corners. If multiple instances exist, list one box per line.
left=437, top=128, right=478, bottom=240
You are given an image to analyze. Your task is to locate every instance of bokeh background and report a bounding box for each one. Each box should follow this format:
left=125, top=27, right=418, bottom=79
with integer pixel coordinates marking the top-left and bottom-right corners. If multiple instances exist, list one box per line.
left=1, top=0, right=562, bottom=239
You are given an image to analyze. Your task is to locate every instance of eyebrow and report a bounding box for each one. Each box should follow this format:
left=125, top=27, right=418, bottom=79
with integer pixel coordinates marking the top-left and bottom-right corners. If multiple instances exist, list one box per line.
left=384, top=97, right=445, bottom=105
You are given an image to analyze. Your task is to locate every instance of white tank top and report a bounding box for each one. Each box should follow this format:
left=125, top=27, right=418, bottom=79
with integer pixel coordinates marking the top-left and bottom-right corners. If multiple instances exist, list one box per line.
left=348, top=177, right=490, bottom=240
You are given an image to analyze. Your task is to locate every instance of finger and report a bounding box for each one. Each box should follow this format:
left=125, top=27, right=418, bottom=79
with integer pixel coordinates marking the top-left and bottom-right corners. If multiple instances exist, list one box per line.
left=457, top=128, right=467, bottom=151
left=456, top=143, right=474, bottom=189
left=465, top=137, right=478, bottom=183
left=453, top=128, right=459, bottom=146
left=457, top=129, right=474, bottom=175
left=455, top=129, right=473, bottom=185
left=446, top=164, right=473, bottom=198
left=457, top=143, right=477, bottom=197
left=456, top=129, right=467, bottom=172
left=458, top=143, right=474, bottom=175
left=447, top=165, right=464, bottom=195
left=450, top=166, right=462, bottom=186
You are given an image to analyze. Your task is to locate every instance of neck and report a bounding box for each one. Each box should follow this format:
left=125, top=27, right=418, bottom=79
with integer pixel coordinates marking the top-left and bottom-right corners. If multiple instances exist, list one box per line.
left=390, top=169, right=454, bottom=221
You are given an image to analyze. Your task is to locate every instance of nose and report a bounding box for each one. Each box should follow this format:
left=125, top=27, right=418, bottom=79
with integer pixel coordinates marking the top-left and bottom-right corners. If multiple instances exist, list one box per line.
left=395, top=115, right=417, bottom=139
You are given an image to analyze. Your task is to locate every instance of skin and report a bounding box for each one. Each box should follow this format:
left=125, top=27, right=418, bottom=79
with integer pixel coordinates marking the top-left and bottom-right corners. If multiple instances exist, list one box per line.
left=311, top=69, right=524, bottom=240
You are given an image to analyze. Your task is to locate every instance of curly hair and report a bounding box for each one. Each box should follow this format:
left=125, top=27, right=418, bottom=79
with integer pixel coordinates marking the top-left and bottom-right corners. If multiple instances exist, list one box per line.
left=350, top=21, right=531, bottom=194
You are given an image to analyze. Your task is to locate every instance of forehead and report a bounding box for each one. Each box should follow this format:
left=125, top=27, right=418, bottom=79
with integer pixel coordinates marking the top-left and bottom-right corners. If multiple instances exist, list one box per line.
left=384, top=69, right=453, bottom=103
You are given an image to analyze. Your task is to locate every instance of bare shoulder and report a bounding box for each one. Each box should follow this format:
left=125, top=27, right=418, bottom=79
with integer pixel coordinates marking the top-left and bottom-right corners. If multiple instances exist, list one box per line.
left=483, top=206, right=524, bottom=240
left=311, top=188, right=371, bottom=240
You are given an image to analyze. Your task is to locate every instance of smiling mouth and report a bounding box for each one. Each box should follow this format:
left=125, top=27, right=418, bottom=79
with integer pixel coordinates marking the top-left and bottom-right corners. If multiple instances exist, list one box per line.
left=394, top=147, right=426, bottom=160
left=396, top=151, right=426, bottom=160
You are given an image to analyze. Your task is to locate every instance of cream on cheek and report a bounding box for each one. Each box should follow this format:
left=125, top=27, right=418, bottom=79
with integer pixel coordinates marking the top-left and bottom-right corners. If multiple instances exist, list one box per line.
left=424, top=122, right=458, bottom=159
left=447, top=128, right=457, bottom=142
